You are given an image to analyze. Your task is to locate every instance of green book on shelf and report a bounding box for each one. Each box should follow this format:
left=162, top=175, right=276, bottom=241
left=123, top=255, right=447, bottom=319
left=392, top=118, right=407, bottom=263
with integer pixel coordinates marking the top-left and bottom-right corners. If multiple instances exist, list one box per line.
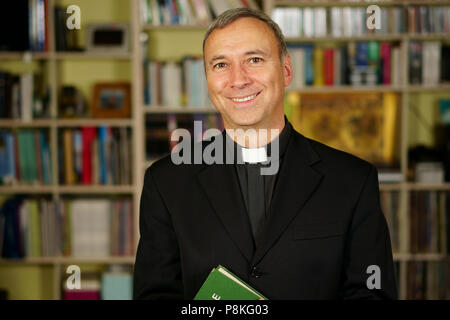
left=194, top=265, right=267, bottom=300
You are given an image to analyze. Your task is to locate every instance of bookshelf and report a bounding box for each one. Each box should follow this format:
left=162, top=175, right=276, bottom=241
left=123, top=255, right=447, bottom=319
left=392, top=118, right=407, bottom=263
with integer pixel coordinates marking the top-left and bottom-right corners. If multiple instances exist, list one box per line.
left=1, top=0, right=450, bottom=300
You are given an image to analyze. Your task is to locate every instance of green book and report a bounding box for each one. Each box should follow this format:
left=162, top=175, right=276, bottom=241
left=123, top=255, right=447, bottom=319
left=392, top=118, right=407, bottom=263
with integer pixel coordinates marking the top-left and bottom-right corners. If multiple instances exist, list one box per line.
left=194, top=265, right=267, bottom=300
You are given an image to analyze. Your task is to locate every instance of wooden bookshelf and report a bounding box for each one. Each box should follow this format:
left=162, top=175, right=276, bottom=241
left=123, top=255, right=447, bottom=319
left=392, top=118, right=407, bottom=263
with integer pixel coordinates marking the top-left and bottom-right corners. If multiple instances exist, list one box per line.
left=1, top=0, right=450, bottom=300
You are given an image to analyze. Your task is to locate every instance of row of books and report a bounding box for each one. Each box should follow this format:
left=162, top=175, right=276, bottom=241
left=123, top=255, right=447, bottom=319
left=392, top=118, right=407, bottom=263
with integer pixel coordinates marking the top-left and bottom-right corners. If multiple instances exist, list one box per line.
left=272, top=6, right=450, bottom=38
left=0, top=197, right=134, bottom=258
left=409, top=191, right=448, bottom=254
left=63, top=266, right=133, bottom=300
left=288, top=42, right=402, bottom=87
left=144, top=57, right=212, bottom=107
left=0, top=130, right=52, bottom=186
left=58, top=127, right=132, bottom=186
left=145, top=113, right=222, bottom=159
left=380, top=190, right=450, bottom=255
left=140, top=0, right=259, bottom=26
left=380, top=191, right=401, bottom=254
left=1, top=0, right=49, bottom=52
left=0, top=71, right=50, bottom=120
left=409, top=41, right=450, bottom=85
left=54, top=6, right=79, bottom=52
left=403, top=261, right=450, bottom=300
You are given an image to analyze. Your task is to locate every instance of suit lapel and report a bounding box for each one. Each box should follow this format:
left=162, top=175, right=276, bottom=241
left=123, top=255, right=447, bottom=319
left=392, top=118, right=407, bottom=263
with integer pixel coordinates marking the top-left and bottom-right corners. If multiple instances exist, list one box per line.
left=197, top=163, right=255, bottom=264
left=252, top=131, right=323, bottom=265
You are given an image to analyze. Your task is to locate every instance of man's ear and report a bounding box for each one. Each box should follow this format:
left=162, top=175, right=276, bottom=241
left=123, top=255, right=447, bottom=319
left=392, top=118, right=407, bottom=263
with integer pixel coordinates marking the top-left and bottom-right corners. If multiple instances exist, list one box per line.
left=283, top=53, right=293, bottom=87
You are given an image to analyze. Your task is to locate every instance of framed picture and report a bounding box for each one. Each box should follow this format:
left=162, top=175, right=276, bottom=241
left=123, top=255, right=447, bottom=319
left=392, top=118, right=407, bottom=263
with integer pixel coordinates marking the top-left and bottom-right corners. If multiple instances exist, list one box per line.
left=91, top=82, right=131, bottom=118
left=86, top=23, right=129, bottom=54
left=288, top=92, right=400, bottom=167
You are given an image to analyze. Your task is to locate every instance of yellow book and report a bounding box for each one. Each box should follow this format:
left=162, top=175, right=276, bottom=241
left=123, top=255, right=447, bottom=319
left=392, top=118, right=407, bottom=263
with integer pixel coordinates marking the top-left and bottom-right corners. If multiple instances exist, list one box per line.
left=313, top=47, right=324, bottom=86
left=63, top=129, right=75, bottom=185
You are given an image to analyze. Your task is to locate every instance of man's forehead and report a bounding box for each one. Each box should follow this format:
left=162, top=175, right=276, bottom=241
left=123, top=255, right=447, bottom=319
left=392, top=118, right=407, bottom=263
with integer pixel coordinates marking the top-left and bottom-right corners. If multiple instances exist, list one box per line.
left=208, top=48, right=269, bottom=63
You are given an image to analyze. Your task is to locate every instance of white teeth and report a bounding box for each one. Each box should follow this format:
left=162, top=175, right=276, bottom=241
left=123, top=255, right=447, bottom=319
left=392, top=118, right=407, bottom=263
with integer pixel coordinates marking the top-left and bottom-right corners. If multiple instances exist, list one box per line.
left=232, top=93, right=257, bottom=102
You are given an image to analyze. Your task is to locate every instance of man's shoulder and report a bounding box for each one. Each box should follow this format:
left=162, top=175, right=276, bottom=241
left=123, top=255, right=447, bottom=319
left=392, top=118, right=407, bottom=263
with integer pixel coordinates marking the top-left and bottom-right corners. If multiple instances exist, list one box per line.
left=294, top=130, right=376, bottom=178
left=144, top=138, right=211, bottom=183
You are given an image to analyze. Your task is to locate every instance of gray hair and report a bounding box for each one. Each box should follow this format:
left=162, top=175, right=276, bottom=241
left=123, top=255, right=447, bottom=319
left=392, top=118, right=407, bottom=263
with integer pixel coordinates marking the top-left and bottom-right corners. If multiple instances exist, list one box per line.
left=202, top=8, right=288, bottom=62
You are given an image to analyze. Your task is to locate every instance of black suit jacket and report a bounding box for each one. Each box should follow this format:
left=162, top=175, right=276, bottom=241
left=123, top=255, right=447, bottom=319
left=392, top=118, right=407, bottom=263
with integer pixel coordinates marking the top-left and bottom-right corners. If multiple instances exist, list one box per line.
left=133, top=128, right=398, bottom=299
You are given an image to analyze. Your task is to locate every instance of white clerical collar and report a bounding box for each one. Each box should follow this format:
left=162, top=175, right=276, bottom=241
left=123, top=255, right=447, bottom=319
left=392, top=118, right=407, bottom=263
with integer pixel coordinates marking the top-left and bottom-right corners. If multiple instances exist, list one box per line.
left=241, top=147, right=267, bottom=163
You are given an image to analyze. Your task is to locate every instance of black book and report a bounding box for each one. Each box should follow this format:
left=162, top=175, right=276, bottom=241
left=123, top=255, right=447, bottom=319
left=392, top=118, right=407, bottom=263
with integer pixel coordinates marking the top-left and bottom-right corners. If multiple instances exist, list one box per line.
left=409, top=41, right=422, bottom=84
left=441, top=45, right=450, bottom=83
left=0, top=0, right=30, bottom=51
left=54, top=6, right=67, bottom=51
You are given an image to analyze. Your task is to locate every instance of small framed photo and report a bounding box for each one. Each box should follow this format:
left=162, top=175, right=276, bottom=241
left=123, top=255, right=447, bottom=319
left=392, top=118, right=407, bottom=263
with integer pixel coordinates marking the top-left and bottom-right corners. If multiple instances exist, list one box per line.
left=92, top=82, right=131, bottom=118
left=86, top=23, right=130, bottom=54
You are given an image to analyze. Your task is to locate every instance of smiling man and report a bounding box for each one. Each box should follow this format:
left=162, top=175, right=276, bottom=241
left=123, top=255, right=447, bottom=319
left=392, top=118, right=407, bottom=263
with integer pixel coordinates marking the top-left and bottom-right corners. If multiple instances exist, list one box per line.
left=133, top=8, right=398, bottom=300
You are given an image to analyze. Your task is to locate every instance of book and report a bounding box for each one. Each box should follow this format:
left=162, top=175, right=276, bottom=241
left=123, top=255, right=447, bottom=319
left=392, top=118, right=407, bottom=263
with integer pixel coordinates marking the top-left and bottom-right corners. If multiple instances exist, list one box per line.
left=101, top=268, right=133, bottom=300
left=194, top=265, right=267, bottom=300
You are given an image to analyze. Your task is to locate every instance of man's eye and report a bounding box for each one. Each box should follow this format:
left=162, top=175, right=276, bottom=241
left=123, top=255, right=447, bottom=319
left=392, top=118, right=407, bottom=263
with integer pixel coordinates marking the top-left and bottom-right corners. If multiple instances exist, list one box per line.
left=249, top=57, right=262, bottom=63
left=214, top=62, right=226, bottom=69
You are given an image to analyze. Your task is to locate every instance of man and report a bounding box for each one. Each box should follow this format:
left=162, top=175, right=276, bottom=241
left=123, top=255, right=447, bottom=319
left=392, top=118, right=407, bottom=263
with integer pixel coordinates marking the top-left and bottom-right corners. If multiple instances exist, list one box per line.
left=133, top=8, right=398, bottom=300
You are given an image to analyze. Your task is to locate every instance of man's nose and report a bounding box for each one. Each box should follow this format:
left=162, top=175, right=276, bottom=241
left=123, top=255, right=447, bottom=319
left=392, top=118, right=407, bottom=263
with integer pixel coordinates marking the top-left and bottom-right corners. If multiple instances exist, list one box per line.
left=230, top=64, right=251, bottom=89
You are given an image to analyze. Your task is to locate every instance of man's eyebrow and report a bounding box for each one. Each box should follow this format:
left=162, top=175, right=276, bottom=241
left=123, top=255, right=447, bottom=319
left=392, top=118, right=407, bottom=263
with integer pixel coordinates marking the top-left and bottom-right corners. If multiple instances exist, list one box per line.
left=208, top=49, right=269, bottom=65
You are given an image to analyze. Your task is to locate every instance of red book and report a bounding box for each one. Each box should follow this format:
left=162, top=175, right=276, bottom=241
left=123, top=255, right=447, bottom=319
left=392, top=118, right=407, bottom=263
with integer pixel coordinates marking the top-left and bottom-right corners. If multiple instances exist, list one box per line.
left=64, top=290, right=100, bottom=300
left=380, top=43, right=391, bottom=85
left=323, top=49, right=334, bottom=86
left=81, top=127, right=96, bottom=185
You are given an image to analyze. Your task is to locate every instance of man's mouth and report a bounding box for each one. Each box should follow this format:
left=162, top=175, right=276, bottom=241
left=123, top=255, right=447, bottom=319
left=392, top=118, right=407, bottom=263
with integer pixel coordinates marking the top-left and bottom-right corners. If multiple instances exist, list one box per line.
left=230, top=91, right=261, bottom=103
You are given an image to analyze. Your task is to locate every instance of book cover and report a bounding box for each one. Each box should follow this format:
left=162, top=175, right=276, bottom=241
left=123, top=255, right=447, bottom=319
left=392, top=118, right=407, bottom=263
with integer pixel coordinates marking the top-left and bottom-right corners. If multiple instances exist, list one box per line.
left=323, top=48, right=334, bottom=86
left=313, top=47, right=323, bottom=86
left=101, top=271, right=133, bottom=300
left=194, top=265, right=267, bottom=300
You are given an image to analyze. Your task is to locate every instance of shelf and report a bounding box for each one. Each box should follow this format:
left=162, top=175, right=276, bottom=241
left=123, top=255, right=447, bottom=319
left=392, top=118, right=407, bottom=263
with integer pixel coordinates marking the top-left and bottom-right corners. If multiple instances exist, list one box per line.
left=0, top=51, right=50, bottom=60
left=0, top=119, right=134, bottom=127
left=54, top=52, right=132, bottom=60
left=0, top=185, right=135, bottom=194
left=287, top=85, right=404, bottom=93
left=56, top=185, right=135, bottom=194
left=0, top=185, right=55, bottom=194
left=407, top=183, right=450, bottom=191
left=0, top=119, right=53, bottom=128
left=144, top=106, right=219, bottom=114
left=0, top=256, right=135, bottom=265
left=407, top=84, right=450, bottom=92
left=56, top=118, right=133, bottom=127
left=393, top=253, right=449, bottom=261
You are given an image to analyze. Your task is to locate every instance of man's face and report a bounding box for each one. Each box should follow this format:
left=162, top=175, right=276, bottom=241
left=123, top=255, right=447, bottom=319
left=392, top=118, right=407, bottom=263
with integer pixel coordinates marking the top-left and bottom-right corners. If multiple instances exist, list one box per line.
left=204, top=17, right=292, bottom=130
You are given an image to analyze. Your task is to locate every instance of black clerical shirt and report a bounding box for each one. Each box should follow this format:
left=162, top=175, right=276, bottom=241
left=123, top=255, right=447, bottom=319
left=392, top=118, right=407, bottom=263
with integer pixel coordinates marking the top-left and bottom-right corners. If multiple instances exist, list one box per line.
left=225, top=119, right=292, bottom=246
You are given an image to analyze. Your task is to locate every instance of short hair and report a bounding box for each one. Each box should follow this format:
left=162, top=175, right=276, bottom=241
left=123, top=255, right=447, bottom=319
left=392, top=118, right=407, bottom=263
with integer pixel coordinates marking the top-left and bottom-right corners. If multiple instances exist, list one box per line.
left=202, top=8, right=288, bottom=62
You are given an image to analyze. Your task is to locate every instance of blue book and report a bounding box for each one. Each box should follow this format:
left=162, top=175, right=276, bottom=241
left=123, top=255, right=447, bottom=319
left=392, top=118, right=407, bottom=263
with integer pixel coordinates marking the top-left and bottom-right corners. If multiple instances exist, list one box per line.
left=101, top=273, right=133, bottom=300
left=166, top=0, right=179, bottom=24
left=288, top=44, right=314, bottom=86
left=98, top=126, right=108, bottom=184
left=73, top=130, right=82, bottom=183
left=356, top=42, right=369, bottom=67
